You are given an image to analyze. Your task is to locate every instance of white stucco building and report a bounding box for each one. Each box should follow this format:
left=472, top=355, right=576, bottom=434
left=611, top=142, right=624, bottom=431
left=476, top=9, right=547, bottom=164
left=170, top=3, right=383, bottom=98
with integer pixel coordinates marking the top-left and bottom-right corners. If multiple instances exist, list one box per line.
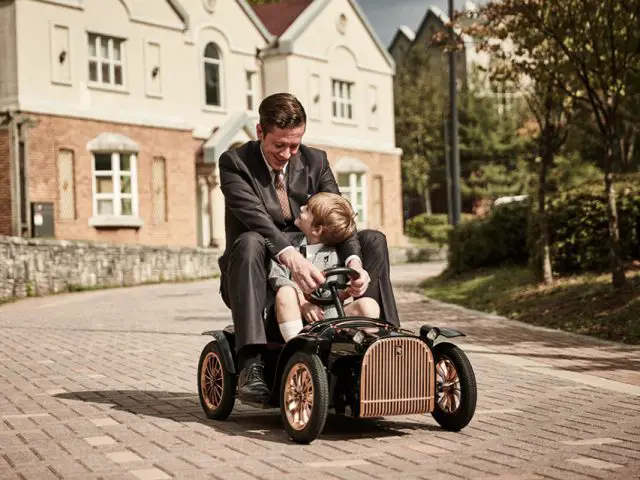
left=0, top=0, right=404, bottom=248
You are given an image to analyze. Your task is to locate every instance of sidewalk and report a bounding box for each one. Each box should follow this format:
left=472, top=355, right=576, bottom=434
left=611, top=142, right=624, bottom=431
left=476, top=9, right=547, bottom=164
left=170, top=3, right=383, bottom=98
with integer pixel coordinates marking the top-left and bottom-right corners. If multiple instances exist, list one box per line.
left=0, top=262, right=638, bottom=480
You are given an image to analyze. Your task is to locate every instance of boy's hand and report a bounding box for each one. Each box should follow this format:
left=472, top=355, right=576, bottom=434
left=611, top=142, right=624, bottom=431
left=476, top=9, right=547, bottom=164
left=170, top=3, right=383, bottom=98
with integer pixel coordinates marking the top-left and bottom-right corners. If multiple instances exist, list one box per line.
left=279, top=249, right=325, bottom=294
left=300, top=300, right=324, bottom=324
left=346, top=259, right=370, bottom=298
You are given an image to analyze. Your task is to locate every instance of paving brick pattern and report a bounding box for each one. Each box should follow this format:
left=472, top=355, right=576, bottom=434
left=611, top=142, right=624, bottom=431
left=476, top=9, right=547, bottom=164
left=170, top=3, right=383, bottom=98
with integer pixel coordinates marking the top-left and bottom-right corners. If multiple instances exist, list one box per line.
left=1, top=264, right=639, bottom=480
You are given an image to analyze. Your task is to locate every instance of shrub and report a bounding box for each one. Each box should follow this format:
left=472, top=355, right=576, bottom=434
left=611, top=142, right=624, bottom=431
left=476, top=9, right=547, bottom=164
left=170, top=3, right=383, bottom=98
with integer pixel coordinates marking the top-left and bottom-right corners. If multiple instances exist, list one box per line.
left=405, top=214, right=451, bottom=245
left=529, top=181, right=640, bottom=274
left=448, top=201, right=530, bottom=273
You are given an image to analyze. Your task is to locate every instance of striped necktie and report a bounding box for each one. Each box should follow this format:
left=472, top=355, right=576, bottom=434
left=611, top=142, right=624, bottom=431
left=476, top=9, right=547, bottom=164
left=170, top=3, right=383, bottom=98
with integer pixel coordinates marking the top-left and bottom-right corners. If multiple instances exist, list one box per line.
left=274, top=170, right=292, bottom=220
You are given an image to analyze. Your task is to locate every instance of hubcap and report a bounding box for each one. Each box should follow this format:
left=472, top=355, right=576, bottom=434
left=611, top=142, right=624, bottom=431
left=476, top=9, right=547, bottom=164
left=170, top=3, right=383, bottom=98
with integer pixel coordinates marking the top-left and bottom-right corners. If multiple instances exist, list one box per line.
left=201, top=352, right=224, bottom=410
left=284, top=363, right=314, bottom=431
left=436, top=357, right=461, bottom=413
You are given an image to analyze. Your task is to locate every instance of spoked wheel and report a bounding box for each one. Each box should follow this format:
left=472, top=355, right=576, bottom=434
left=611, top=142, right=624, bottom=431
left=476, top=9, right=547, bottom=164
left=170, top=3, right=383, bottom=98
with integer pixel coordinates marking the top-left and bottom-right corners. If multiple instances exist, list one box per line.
left=431, top=342, right=476, bottom=431
left=280, top=352, right=329, bottom=444
left=198, top=341, right=236, bottom=420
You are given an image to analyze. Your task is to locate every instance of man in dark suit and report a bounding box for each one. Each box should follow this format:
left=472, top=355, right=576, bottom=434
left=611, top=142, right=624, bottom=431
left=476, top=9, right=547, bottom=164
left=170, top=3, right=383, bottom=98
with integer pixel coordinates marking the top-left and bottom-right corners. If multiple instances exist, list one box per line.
left=218, top=93, right=400, bottom=403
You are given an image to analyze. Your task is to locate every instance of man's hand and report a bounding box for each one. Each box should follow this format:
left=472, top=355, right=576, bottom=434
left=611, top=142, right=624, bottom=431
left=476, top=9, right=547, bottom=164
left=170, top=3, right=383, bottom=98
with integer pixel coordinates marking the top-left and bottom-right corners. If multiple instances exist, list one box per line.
left=346, top=259, right=370, bottom=298
left=300, top=300, right=324, bottom=324
left=279, top=249, right=325, bottom=294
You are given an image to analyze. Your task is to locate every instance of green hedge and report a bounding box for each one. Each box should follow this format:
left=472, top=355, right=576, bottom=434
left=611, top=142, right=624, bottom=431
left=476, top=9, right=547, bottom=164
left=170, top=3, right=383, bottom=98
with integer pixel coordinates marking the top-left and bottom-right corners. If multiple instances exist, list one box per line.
left=405, top=214, right=451, bottom=245
left=530, top=181, right=640, bottom=274
left=447, top=201, right=530, bottom=273
left=445, top=175, right=640, bottom=276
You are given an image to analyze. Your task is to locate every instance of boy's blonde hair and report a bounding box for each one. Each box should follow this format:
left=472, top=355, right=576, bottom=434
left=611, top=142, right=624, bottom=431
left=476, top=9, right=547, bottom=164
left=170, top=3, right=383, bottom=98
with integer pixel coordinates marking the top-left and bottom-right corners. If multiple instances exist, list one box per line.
left=306, top=192, right=357, bottom=245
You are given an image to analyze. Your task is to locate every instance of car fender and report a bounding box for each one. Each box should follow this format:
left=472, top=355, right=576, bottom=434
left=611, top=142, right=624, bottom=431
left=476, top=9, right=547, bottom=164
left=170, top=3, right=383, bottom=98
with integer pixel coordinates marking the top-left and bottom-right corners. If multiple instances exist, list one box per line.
left=419, top=325, right=466, bottom=339
left=201, top=330, right=236, bottom=374
left=274, top=335, right=331, bottom=387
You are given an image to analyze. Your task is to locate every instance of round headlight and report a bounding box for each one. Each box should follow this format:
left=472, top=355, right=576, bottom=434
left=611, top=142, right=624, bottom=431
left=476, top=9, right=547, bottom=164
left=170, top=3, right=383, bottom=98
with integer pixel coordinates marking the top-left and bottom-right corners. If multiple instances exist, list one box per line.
left=426, top=327, right=439, bottom=341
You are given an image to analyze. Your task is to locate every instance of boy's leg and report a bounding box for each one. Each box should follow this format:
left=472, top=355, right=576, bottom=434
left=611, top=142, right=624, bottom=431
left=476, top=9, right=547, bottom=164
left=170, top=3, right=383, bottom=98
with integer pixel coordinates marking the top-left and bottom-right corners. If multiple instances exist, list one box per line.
left=344, top=297, right=380, bottom=319
left=275, top=286, right=304, bottom=342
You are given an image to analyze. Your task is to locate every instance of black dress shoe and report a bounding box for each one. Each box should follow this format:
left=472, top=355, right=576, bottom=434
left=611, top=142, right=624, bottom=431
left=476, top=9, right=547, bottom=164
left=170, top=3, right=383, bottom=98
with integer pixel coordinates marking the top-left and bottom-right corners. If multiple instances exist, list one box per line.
left=237, top=363, right=270, bottom=402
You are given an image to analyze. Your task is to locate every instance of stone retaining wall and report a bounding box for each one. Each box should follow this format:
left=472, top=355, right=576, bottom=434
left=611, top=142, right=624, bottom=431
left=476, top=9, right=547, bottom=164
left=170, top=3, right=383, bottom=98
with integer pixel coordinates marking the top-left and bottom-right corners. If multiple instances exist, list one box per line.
left=0, top=236, right=221, bottom=302
left=0, top=235, right=445, bottom=303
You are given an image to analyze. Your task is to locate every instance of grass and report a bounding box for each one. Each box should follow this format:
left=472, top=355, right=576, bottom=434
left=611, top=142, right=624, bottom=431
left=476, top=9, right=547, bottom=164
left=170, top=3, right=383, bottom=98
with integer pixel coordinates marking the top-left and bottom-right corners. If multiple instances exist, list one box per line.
left=420, top=264, right=640, bottom=345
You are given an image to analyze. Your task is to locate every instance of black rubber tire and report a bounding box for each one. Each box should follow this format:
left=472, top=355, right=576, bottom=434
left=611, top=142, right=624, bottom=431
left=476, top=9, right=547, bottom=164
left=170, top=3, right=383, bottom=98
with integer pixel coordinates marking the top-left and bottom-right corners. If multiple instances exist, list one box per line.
left=431, top=342, right=477, bottom=431
left=280, top=352, right=329, bottom=444
left=198, top=341, right=236, bottom=420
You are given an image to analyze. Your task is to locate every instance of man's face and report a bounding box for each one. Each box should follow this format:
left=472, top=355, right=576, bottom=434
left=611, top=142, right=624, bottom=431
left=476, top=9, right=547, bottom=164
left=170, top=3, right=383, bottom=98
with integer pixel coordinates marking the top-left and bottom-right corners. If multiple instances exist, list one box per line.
left=257, top=123, right=305, bottom=171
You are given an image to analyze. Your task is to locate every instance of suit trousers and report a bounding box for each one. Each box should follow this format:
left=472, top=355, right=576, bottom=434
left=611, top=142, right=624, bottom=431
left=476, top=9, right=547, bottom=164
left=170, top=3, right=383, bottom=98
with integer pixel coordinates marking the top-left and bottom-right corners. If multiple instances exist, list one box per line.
left=219, top=230, right=400, bottom=352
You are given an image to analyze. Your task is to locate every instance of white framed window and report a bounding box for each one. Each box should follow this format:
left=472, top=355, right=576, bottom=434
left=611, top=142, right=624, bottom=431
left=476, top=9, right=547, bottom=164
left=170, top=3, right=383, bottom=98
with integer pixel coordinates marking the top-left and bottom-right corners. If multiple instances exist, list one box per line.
left=87, top=32, right=125, bottom=88
left=245, top=71, right=256, bottom=111
left=332, top=79, right=354, bottom=121
left=338, top=172, right=367, bottom=228
left=92, top=152, right=139, bottom=218
left=204, top=42, right=222, bottom=107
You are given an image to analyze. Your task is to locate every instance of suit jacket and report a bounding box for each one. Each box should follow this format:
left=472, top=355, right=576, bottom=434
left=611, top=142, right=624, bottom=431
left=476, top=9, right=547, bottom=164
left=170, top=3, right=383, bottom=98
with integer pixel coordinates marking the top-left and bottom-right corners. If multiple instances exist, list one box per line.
left=268, top=233, right=343, bottom=319
left=218, top=140, right=361, bottom=273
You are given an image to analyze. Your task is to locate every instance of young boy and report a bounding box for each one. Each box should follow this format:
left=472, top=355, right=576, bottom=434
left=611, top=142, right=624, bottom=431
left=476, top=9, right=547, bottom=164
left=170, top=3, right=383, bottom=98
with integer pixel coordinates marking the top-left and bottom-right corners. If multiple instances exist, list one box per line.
left=268, top=192, right=380, bottom=342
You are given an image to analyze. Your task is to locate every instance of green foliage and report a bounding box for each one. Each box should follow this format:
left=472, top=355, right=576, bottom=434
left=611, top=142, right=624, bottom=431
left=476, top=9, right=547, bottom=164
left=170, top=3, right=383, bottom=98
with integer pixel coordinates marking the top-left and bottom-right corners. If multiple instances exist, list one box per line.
left=394, top=45, right=447, bottom=203
left=543, top=153, right=603, bottom=194
left=458, top=67, right=534, bottom=203
left=405, top=214, right=451, bottom=245
left=529, top=177, right=640, bottom=274
left=463, top=159, right=531, bottom=200
left=447, top=201, right=530, bottom=273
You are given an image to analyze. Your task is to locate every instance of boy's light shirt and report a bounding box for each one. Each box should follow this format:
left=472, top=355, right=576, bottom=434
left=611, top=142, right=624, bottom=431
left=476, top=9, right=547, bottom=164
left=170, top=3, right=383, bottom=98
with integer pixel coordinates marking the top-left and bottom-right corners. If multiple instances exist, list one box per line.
left=259, top=142, right=360, bottom=268
left=305, top=242, right=324, bottom=259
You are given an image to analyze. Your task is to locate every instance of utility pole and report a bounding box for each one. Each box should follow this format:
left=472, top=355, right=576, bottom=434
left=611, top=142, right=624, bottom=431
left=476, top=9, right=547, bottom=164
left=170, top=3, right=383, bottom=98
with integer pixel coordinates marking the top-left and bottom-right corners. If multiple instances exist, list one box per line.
left=448, top=0, right=462, bottom=225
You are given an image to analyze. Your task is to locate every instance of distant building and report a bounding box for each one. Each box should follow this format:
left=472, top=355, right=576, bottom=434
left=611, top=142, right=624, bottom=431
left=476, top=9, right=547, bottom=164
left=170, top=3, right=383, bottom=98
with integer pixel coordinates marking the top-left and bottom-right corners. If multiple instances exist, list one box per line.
left=0, top=0, right=404, bottom=249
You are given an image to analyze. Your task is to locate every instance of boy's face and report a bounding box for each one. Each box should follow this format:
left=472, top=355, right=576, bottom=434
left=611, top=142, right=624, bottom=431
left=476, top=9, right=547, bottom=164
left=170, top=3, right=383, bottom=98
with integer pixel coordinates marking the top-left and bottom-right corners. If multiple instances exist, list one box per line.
left=295, top=205, right=322, bottom=242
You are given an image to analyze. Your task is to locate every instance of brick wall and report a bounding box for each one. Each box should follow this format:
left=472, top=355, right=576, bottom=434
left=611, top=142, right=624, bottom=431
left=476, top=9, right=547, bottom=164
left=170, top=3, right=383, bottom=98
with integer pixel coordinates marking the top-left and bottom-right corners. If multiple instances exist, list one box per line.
left=26, top=113, right=201, bottom=247
left=0, top=235, right=221, bottom=302
left=0, top=128, right=11, bottom=236
left=319, top=145, right=405, bottom=247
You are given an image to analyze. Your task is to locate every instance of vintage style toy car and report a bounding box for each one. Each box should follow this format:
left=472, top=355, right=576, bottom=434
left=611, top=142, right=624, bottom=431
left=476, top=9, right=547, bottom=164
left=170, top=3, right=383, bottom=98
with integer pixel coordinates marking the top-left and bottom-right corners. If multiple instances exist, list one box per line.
left=198, top=267, right=477, bottom=444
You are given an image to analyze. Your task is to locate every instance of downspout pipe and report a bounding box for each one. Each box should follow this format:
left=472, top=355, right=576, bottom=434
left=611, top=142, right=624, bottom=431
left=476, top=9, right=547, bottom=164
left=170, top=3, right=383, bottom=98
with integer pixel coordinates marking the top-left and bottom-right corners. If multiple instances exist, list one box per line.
left=1, top=109, right=39, bottom=237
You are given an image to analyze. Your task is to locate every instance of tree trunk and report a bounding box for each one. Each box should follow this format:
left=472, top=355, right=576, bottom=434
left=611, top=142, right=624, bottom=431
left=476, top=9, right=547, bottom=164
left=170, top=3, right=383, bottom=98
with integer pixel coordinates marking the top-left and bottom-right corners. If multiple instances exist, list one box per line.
left=604, top=141, right=627, bottom=289
left=538, top=150, right=553, bottom=285
left=423, top=187, right=432, bottom=215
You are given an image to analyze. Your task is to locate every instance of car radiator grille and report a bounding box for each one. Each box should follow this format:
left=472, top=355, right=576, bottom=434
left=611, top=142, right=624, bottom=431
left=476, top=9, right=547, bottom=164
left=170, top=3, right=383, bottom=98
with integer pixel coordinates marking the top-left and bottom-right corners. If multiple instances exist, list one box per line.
left=359, top=337, right=435, bottom=417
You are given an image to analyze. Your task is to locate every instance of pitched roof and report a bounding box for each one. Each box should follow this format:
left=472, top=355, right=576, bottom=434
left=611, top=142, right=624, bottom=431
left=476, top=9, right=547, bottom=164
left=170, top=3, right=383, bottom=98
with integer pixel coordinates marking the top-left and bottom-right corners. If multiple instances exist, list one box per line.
left=251, top=0, right=313, bottom=37
left=270, top=0, right=395, bottom=72
left=399, top=25, right=415, bottom=42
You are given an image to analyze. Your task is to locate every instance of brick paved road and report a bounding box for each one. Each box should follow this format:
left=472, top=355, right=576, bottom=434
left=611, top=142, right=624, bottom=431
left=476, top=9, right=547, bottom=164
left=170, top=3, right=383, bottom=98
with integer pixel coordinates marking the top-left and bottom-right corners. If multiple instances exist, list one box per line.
left=1, top=263, right=639, bottom=480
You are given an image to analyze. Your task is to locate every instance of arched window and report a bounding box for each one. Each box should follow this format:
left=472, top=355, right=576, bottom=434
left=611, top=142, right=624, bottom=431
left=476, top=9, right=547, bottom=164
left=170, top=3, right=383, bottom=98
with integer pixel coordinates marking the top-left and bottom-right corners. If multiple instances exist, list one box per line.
left=204, top=42, right=222, bottom=107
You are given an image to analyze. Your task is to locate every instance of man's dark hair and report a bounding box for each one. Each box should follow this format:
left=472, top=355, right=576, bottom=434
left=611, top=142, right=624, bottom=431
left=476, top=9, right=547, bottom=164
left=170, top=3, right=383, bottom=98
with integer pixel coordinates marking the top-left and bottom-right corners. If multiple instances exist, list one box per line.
left=259, top=93, right=306, bottom=134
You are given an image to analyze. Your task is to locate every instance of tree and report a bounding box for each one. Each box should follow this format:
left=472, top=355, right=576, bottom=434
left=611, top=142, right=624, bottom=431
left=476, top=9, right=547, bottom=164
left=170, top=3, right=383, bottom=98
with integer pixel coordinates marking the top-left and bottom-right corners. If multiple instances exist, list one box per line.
left=457, top=66, right=532, bottom=213
left=464, top=0, right=640, bottom=289
left=394, top=44, right=447, bottom=215
left=460, top=10, right=575, bottom=284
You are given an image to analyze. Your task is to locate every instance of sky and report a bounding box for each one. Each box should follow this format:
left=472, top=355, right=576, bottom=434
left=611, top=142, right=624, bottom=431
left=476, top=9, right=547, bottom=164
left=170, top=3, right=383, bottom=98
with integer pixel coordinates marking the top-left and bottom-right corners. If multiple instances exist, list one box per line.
left=356, top=0, right=481, bottom=48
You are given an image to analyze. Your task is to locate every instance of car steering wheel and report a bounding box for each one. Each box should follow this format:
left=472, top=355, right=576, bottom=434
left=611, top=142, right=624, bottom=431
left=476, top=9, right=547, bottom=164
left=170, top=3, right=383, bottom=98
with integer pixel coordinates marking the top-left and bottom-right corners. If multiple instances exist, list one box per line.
left=308, top=267, right=361, bottom=306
